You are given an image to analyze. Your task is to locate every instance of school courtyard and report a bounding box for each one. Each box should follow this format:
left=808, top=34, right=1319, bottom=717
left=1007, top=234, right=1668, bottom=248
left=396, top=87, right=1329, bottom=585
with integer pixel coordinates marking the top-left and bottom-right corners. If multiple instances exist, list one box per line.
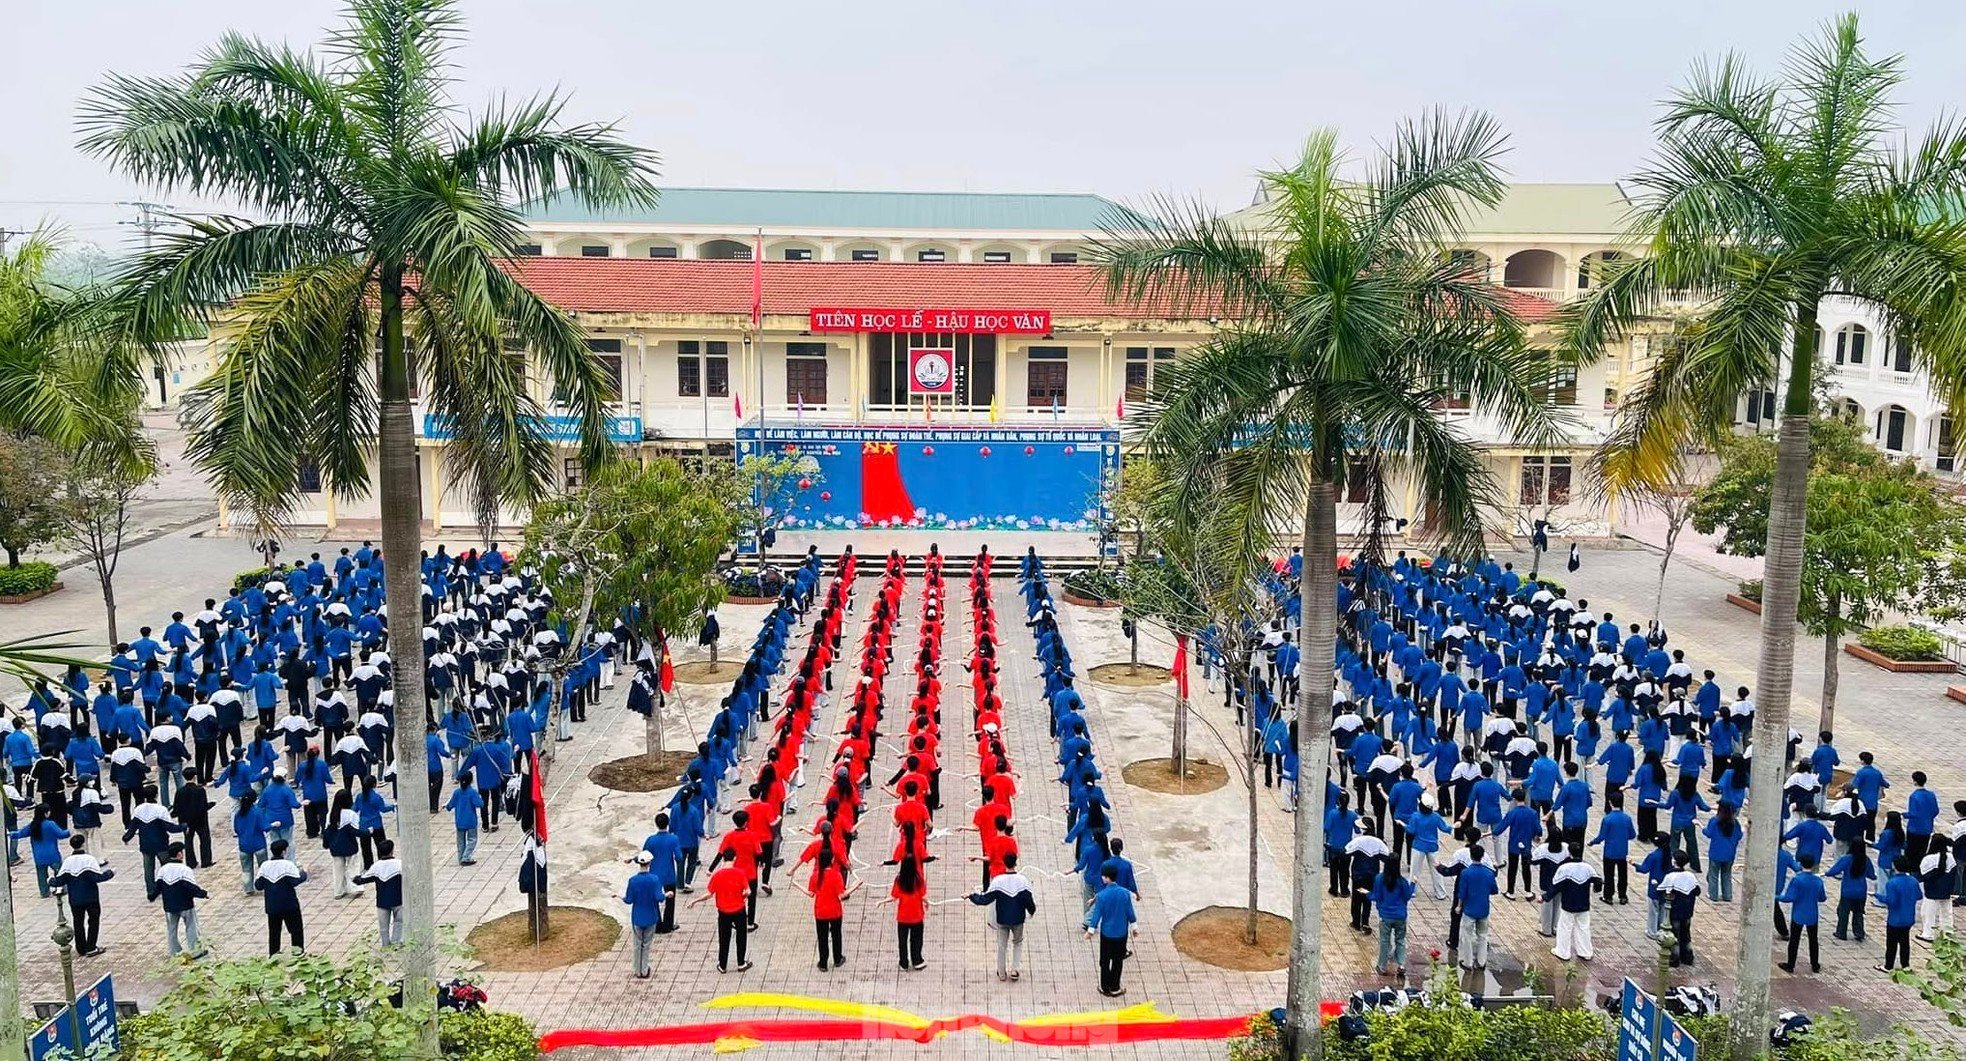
left=3, top=523, right=1964, bottom=1059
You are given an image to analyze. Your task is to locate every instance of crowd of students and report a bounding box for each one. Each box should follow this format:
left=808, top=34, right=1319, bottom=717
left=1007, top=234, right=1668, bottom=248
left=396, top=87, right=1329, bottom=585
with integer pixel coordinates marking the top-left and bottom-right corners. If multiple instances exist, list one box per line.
left=1207, top=549, right=1963, bottom=981
left=2, top=541, right=630, bottom=961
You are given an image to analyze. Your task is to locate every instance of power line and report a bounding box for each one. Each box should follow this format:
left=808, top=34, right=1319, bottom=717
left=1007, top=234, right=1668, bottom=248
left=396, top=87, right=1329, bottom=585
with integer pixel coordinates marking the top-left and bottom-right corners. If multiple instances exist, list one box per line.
left=118, top=200, right=174, bottom=252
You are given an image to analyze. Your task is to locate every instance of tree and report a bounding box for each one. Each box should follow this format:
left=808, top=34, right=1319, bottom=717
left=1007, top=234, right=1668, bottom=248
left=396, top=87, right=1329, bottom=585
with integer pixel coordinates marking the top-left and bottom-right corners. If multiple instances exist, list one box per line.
left=0, top=230, right=146, bottom=460
left=0, top=433, right=68, bottom=568
left=1691, top=416, right=1966, bottom=730
left=725, top=451, right=821, bottom=556
left=1099, top=115, right=1560, bottom=1059
left=1560, top=20, right=1966, bottom=1052
left=1622, top=451, right=1700, bottom=625
left=58, top=449, right=156, bottom=645
left=524, top=458, right=737, bottom=761
left=77, top=2, right=660, bottom=1050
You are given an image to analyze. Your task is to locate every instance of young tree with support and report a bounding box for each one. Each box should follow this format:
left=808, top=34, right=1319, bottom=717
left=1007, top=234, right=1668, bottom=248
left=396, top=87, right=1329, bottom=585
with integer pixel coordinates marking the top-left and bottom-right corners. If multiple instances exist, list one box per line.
left=58, top=448, right=156, bottom=645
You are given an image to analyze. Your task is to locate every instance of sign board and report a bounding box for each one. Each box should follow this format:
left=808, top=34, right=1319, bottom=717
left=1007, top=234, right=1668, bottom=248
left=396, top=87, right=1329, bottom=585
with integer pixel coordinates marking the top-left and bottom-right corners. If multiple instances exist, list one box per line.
left=1618, top=980, right=1697, bottom=1061
left=908, top=348, right=956, bottom=394
left=421, top=412, right=642, bottom=445
left=807, top=307, right=1052, bottom=334
left=30, top=974, right=119, bottom=1061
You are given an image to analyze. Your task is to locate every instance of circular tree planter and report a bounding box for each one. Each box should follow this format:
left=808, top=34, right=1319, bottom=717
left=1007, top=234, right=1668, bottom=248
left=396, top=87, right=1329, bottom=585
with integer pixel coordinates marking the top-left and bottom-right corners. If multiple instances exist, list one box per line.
left=1172, top=906, right=1291, bottom=972
left=466, top=907, right=621, bottom=972
left=1122, top=757, right=1229, bottom=795
left=673, top=660, right=744, bottom=684
left=0, top=581, right=63, bottom=605
left=723, top=594, right=778, bottom=606
left=1089, top=662, right=1171, bottom=687
left=1061, top=589, right=1121, bottom=609
left=589, top=751, right=697, bottom=793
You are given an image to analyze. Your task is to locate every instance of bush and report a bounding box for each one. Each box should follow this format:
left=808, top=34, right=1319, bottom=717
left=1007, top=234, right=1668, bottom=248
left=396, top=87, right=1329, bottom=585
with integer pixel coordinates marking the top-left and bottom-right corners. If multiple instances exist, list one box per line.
left=441, top=1009, right=539, bottom=1061
left=1860, top=624, right=1945, bottom=662
left=232, top=566, right=274, bottom=592
left=1532, top=576, right=1564, bottom=595
left=1737, top=578, right=1763, bottom=602
left=1234, top=999, right=1614, bottom=1061
left=1063, top=567, right=1125, bottom=602
left=0, top=561, right=59, bottom=596
left=114, top=952, right=434, bottom=1061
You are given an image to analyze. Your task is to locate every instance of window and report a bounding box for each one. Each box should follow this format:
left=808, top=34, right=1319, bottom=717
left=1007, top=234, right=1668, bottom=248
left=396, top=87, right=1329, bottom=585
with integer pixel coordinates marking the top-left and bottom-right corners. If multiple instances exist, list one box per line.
left=677, top=340, right=730, bottom=398
left=916, top=249, right=946, bottom=263
left=1892, top=331, right=1914, bottom=373
left=1342, top=458, right=1373, bottom=505
left=1026, top=346, right=1068, bottom=408
left=850, top=248, right=881, bottom=262
left=580, top=244, right=611, bottom=258
left=785, top=347, right=828, bottom=406
left=1880, top=406, right=1910, bottom=451
left=982, top=251, right=1012, bottom=264
left=1940, top=416, right=1957, bottom=473
left=297, top=459, right=323, bottom=494
left=563, top=457, right=584, bottom=490
left=1548, top=365, right=1579, bottom=406
left=1834, top=323, right=1868, bottom=366
left=1048, top=251, right=1079, bottom=264
left=647, top=246, right=678, bottom=259
left=1520, top=456, right=1573, bottom=507
left=586, top=338, right=623, bottom=400
left=1123, top=347, right=1176, bottom=403
left=868, top=333, right=995, bottom=408
left=783, top=248, right=814, bottom=261
left=512, top=243, right=542, bottom=256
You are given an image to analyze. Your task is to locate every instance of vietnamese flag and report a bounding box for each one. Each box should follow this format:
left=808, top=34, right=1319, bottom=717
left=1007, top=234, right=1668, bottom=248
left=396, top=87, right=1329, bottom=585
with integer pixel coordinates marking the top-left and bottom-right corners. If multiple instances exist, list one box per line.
left=528, top=749, right=548, bottom=842
left=859, top=440, right=915, bottom=523
left=734, top=393, right=744, bottom=419
left=1173, top=635, right=1190, bottom=699
left=659, top=642, right=675, bottom=693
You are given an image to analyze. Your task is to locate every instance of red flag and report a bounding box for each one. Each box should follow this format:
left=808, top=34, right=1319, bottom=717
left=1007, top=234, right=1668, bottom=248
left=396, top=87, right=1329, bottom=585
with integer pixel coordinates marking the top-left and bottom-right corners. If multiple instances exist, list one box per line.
left=659, top=642, right=675, bottom=693
left=751, top=230, right=763, bottom=332
left=1115, top=395, right=1126, bottom=421
left=528, top=748, right=548, bottom=843
left=1173, top=635, right=1190, bottom=699
left=734, top=393, right=744, bottom=419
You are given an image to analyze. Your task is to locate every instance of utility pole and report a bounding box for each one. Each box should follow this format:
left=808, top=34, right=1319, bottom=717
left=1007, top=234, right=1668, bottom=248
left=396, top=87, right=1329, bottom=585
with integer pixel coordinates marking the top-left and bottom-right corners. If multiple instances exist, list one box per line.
left=118, top=200, right=173, bottom=252
left=0, top=227, right=29, bottom=257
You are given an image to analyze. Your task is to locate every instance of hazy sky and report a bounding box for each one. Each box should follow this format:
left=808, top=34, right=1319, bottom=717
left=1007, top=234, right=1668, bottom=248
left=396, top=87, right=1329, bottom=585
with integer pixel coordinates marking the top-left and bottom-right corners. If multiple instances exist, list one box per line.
left=5, top=1, right=1965, bottom=249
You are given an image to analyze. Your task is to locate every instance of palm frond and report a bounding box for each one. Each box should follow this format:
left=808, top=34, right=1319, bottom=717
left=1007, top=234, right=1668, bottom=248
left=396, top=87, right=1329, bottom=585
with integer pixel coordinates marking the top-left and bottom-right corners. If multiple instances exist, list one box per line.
left=450, top=94, right=661, bottom=212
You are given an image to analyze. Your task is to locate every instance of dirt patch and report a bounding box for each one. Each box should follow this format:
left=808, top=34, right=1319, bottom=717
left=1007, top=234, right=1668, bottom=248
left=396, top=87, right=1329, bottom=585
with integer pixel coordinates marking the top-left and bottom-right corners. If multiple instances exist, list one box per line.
left=465, top=906, right=621, bottom=972
left=1172, top=906, right=1292, bottom=972
left=589, top=751, right=696, bottom=793
left=1123, top=757, right=1230, bottom=795
left=1089, top=662, right=1172, bottom=687
left=673, top=660, right=744, bottom=684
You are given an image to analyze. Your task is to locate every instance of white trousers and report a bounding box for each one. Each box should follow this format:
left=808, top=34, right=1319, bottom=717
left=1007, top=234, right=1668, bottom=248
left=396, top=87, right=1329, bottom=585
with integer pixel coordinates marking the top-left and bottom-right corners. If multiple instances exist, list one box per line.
left=1921, top=897, right=1954, bottom=940
left=1553, top=909, right=1593, bottom=961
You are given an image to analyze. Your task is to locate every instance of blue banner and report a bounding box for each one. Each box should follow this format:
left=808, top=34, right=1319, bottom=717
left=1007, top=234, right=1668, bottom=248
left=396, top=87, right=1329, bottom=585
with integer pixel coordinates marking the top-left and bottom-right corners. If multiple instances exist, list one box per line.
left=30, top=973, right=119, bottom=1061
left=421, top=413, right=642, bottom=445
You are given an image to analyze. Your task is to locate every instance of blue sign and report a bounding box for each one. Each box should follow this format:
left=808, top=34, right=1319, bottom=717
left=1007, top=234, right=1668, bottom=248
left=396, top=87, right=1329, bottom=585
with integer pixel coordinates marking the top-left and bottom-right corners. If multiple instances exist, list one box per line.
left=421, top=412, right=642, bottom=445
left=30, top=974, right=119, bottom=1061
left=1618, top=980, right=1697, bottom=1061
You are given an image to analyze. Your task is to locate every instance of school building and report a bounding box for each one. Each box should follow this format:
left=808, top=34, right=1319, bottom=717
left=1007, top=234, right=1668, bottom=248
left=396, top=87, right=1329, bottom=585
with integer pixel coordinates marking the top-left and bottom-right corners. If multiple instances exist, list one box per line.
left=236, top=185, right=1678, bottom=540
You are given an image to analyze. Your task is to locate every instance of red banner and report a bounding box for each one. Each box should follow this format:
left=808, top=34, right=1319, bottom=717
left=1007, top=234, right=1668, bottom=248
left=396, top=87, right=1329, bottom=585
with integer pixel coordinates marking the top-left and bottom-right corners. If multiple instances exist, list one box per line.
left=808, top=307, right=1052, bottom=334
left=908, top=348, right=956, bottom=394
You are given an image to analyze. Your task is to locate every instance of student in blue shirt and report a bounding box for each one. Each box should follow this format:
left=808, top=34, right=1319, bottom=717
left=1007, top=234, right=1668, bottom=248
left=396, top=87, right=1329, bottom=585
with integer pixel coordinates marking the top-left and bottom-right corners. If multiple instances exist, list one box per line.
left=445, top=771, right=484, bottom=865
left=622, top=851, right=672, bottom=979
left=1590, top=791, right=1639, bottom=904
left=1702, top=803, right=1743, bottom=901
left=1665, top=775, right=1710, bottom=872
left=1454, top=844, right=1501, bottom=970
left=1779, top=854, right=1827, bottom=974
left=1875, top=811, right=1907, bottom=896
left=1493, top=791, right=1542, bottom=898
left=1879, top=857, right=1923, bottom=970
left=1784, top=807, right=1834, bottom=868
left=1369, top=860, right=1415, bottom=978
left=1082, top=866, right=1137, bottom=997
left=1907, top=771, right=1940, bottom=864
left=1403, top=798, right=1452, bottom=900
left=1637, top=834, right=1672, bottom=940
left=1850, top=752, right=1889, bottom=840
left=1826, top=846, right=1875, bottom=943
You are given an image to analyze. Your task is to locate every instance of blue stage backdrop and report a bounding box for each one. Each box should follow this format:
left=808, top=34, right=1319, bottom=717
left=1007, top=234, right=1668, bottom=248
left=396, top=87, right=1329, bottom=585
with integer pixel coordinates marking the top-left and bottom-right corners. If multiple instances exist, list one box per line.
left=736, top=424, right=1119, bottom=532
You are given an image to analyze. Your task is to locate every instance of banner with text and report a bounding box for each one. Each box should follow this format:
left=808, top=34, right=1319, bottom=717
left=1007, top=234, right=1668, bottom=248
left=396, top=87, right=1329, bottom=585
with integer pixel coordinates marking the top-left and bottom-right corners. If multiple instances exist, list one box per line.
left=808, top=307, right=1052, bottom=334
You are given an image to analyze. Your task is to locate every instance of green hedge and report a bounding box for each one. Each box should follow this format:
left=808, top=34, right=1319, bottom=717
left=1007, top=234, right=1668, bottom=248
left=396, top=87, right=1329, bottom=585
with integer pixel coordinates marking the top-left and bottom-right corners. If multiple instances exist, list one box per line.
left=440, top=1009, right=540, bottom=1061
left=1737, top=579, right=1763, bottom=602
left=1860, top=624, right=1946, bottom=662
left=232, top=566, right=274, bottom=592
left=1063, top=568, right=1125, bottom=602
left=0, top=561, right=59, bottom=596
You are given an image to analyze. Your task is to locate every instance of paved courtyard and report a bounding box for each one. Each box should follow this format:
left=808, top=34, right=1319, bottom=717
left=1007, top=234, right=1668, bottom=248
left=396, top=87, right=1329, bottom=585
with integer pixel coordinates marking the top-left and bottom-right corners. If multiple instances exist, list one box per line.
left=3, top=525, right=1964, bottom=1056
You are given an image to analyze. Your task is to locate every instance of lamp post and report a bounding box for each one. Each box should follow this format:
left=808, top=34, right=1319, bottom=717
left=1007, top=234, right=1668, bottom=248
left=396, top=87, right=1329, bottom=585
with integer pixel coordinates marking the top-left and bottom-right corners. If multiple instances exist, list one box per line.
left=50, top=884, right=81, bottom=1056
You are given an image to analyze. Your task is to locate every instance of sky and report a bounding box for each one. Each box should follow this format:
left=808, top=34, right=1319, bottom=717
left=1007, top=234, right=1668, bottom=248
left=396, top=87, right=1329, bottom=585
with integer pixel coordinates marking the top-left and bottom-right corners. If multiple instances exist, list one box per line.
left=5, top=1, right=1966, bottom=251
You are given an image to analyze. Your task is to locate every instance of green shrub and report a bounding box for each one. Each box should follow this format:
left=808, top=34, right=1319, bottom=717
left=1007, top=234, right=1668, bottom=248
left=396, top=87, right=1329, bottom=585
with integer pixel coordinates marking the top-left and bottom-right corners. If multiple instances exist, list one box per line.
left=231, top=566, right=273, bottom=592
left=1063, top=567, right=1125, bottom=602
left=115, top=952, right=433, bottom=1061
left=1226, top=1013, right=1283, bottom=1061
left=1859, top=624, right=1945, bottom=662
left=1737, top=578, right=1763, bottom=602
left=0, top=561, right=60, bottom=596
left=720, top=568, right=766, bottom=598
left=441, top=1009, right=539, bottom=1061
left=1532, top=576, right=1564, bottom=595
left=1928, top=603, right=1965, bottom=625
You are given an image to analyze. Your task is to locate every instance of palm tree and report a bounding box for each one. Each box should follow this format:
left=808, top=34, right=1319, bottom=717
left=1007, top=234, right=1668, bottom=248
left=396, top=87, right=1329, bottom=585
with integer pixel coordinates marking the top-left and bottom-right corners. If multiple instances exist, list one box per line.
left=1561, top=18, right=1966, bottom=1057
left=1100, top=113, right=1561, bottom=1059
left=77, top=1, right=658, bottom=1052
left=0, top=230, right=147, bottom=459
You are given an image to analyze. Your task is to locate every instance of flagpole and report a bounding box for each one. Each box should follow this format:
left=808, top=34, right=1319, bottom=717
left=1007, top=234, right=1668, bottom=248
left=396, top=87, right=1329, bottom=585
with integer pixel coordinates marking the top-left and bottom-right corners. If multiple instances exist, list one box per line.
left=751, top=227, right=766, bottom=557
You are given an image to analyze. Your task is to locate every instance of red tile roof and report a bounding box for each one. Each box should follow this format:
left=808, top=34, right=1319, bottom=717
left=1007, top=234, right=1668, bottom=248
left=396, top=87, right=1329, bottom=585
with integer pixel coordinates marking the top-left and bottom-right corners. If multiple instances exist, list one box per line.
left=506, top=258, right=1196, bottom=319
left=505, top=256, right=1561, bottom=324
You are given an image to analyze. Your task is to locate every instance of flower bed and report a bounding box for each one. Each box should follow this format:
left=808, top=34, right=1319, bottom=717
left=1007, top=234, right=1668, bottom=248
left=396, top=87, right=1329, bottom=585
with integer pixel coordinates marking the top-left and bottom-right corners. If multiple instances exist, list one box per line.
left=0, top=562, right=62, bottom=604
left=1847, top=625, right=1955, bottom=674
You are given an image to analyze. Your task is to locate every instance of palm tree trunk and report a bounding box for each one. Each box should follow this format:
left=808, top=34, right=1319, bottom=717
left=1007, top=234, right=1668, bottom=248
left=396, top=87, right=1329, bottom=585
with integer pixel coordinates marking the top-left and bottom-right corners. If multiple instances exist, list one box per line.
left=0, top=855, right=22, bottom=1061
left=1287, top=480, right=1338, bottom=1061
left=377, top=266, right=442, bottom=1059
left=1728, top=308, right=1817, bottom=1061
left=1246, top=656, right=1260, bottom=946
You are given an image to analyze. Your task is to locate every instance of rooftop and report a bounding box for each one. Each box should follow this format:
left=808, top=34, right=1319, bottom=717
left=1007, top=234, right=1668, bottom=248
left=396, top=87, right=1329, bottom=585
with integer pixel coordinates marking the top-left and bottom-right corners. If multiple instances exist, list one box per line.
left=1225, top=181, right=1636, bottom=240
left=524, top=187, right=1146, bottom=232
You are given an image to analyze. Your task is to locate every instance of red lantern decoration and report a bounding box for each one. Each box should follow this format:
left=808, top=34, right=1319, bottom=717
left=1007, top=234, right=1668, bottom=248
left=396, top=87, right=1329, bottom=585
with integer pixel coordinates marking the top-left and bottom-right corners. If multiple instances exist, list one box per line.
left=980, top=446, right=992, bottom=458
left=1063, top=446, right=1076, bottom=455
left=797, top=478, right=812, bottom=490
left=922, top=445, right=935, bottom=456
left=819, top=491, right=832, bottom=502
left=1024, top=445, right=1035, bottom=456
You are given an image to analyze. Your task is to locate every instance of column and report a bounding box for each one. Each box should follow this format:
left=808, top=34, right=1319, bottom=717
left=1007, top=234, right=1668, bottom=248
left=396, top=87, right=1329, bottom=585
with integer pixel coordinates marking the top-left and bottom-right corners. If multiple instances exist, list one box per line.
left=852, top=334, right=866, bottom=423
left=995, top=337, right=1011, bottom=418
left=611, top=237, right=629, bottom=258
left=324, top=492, right=338, bottom=532
left=429, top=447, right=445, bottom=531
